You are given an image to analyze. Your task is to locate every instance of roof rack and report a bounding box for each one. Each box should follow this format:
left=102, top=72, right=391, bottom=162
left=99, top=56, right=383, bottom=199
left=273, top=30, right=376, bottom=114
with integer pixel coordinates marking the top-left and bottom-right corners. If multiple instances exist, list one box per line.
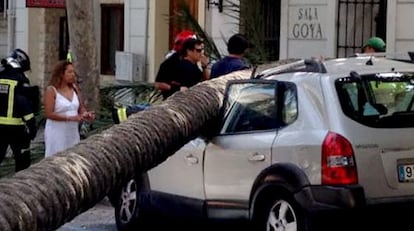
left=355, top=51, right=414, bottom=63
left=354, top=52, right=386, bottom=58
left=254, top=58, right=327, bottom=79
left=408, top=52, right=414, bottom=62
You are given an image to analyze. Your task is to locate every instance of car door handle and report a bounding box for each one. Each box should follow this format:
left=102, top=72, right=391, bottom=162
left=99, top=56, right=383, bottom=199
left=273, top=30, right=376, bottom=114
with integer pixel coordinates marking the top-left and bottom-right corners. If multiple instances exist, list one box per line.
left=248, top=153, right=265, bottom=162
left=185, top=154, right=199, bottom=165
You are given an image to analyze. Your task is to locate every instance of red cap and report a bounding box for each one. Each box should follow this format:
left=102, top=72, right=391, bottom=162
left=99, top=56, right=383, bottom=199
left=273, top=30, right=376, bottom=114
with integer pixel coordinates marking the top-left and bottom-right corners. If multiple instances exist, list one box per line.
left=173, top=30, right=197, bottom=52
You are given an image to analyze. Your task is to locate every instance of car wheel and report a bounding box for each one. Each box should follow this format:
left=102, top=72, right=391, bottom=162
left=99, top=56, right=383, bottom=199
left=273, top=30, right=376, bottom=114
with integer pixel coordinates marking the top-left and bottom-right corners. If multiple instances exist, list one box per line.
left=115, top=177, right=144, bottom=231
left=254, top=191, right=310, bottom=231
left=107, top=190, right=121, bottom=207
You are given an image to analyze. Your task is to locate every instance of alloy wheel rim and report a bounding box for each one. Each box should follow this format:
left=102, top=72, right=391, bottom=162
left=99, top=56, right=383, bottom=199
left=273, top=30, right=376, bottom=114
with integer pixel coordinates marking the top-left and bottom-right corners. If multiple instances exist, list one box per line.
left=119, top=179, right=138, bottom=223
left=266, top=199, right=297, bottom=231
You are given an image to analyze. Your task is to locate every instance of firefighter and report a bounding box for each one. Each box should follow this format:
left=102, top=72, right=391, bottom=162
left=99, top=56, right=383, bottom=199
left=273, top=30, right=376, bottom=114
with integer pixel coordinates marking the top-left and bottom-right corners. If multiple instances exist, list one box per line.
left=112, top=103, right=150, bottom=124
left=0, top=48, right=38, bottom=172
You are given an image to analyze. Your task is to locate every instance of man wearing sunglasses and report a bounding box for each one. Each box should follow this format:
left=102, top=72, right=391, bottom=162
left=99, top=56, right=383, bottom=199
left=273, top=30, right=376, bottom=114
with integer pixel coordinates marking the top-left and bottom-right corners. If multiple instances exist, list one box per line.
left=176, top=38, right=210, bottom=91
left=154, top=30, right=198, bottom=99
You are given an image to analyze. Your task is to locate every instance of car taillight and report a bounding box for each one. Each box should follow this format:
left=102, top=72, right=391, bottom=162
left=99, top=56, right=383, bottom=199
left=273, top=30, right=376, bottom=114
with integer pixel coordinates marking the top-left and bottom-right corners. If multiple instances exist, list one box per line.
left=321, top=132, right=358, bottom=185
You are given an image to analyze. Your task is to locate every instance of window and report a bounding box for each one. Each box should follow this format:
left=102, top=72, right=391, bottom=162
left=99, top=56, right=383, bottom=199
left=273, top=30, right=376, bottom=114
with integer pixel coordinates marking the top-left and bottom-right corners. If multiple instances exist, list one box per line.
left=221, top=80, right=278, bottom=134
left=101, top=4, right=124, bottom=75
left=240, top=0, right=281, bottom=61
left=336, top=0, right=387, bottom=57
left=281, top=82, right=298, bottom=125
left=0, top=0, right=6, bottom=13
left=336, top=72, right=414, bottom=128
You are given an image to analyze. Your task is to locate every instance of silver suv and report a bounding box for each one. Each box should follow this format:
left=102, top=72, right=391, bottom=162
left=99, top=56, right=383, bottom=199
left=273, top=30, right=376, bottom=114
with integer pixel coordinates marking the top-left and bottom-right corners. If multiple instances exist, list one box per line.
left=113, top=54, right=414, bottom=230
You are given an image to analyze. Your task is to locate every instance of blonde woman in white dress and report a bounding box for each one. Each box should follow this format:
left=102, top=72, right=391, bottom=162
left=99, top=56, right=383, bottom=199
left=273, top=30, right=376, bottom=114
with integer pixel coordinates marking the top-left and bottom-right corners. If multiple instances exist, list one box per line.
left=43, top=60, right=95, bottom=157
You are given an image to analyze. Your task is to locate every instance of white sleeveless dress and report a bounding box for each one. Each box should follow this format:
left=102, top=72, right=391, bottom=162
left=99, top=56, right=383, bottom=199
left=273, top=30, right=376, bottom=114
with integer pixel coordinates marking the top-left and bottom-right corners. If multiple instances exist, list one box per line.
left=44, top=87, right=80, bottom=157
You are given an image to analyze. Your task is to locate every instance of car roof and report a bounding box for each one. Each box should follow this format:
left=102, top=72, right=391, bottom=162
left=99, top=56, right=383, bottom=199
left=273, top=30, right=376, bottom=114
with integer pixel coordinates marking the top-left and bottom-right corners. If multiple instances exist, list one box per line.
left=323, top=56, right=414, bottom=77
left=256, top=55, right=414, bottom=80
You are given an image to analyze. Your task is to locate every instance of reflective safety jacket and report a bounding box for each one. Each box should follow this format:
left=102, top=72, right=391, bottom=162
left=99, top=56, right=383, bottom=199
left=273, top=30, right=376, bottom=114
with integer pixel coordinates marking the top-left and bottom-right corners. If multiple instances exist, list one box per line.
left=0, top=68, right=37, bottom=136
left=0, top=77, right=34, bottom=126
left=112, top=104, right=150, bottom=124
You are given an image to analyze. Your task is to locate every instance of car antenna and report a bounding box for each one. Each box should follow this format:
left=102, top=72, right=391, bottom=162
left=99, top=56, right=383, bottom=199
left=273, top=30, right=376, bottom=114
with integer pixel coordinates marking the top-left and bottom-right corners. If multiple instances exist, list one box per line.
left=350, top=71, right=361, bottom=79
left=366, top=55, right=374, bottom=66
left=408, top=51, right=414, bottom=63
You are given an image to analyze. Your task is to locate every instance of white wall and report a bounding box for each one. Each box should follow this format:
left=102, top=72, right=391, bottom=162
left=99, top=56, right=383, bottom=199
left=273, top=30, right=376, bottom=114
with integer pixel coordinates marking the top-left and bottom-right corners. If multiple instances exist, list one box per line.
left=206, top=0, right=337, bottom=60
left=280, top=0, right=337, bottom=59
left=0, top=17, right=8, bottom=58
left=206, top=0, right=240, bottom=59
left=387, top=0, right=414, bottom=59
left=147, top=0, right=169, bottom=83
left=124, top=0, right=149, bottom=80
left=15, top=0, right=28, bottom=52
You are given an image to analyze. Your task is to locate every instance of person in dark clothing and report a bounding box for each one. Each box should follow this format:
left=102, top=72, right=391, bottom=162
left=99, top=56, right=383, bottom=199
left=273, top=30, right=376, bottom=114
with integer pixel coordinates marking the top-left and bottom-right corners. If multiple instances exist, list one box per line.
left=154, top=52, right=182, bottom=99
left=0, top=48, right=38, bottom=172
left=154, top=30, right=198, bottom=99
left=177, top=38, right=209, bottom=90
left=210, top=33, right=251, bottom=78
left=0, top=55, right=37, bottom=172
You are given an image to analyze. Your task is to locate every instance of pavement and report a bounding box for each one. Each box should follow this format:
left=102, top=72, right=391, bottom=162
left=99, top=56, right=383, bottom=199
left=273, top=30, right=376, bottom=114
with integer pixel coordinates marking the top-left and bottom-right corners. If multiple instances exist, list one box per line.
left=57, top=198, right=117, bottom=231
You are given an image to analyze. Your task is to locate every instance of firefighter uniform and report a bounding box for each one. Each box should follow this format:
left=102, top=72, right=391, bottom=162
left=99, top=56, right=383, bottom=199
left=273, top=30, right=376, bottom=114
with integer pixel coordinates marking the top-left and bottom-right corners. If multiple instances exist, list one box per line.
left=0, top=68, right=37, bottom=172
left=112, top=103, right=150, bottom=124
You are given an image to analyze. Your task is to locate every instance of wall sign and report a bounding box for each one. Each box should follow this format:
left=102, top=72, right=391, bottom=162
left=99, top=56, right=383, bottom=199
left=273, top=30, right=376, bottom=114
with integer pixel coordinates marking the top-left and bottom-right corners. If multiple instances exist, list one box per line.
left=26, top=0, right=66, bottom=8
left=289, top=6, right=324, bottom=40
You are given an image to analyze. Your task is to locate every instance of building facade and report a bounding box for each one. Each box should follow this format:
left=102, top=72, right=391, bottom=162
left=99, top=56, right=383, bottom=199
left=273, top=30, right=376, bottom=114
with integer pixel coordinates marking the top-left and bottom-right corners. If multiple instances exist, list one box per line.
left=2, top=0, right=414, bottom=90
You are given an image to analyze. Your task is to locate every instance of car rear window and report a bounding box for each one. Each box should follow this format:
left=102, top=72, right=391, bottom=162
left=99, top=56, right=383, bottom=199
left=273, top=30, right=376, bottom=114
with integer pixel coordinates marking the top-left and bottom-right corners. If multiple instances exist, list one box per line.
left=335, top=72, right=414, bottom=128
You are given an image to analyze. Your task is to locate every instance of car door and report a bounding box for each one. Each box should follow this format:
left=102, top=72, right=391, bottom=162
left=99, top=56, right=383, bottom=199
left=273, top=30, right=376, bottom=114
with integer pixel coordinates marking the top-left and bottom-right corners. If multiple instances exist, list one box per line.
left=147, top=137, right=206, bottom=199
left=204, top=80, right=279, bottom=201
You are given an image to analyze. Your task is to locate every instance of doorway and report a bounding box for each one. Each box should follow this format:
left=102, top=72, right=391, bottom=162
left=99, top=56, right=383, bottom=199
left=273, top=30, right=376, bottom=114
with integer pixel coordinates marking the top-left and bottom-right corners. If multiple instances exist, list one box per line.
left=169, top=0, right=199, bottom=50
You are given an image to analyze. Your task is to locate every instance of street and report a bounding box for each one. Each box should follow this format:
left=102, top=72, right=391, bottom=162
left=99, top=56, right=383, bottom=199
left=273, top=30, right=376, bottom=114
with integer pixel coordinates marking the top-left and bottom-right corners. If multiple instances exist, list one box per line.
left=58, top=198, right=116, bottom=231
left=56, top=201, right=414, bottom=231
left=57, top=198, right=251, bottom=231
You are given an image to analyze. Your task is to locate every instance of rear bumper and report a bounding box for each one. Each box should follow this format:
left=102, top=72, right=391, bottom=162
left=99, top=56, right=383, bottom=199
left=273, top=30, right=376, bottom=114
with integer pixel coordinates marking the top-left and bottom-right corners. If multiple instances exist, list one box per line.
left=294, top=185, right=366, bottom=212
left=294, top=185, right=414, bottom=229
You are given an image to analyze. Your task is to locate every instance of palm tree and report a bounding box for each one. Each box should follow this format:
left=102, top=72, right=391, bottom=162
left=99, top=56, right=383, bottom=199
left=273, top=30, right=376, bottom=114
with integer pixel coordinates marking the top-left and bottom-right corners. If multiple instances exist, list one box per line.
left=66, top=0, right=100, bottom=112
left=0, top=1, right=298, bottom=228
left=0, top=71, right=251, bottom=231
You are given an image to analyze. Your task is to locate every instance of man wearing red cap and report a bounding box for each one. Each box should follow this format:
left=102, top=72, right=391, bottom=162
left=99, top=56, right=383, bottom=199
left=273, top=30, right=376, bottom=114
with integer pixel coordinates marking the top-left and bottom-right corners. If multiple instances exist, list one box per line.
left=155, top=30, right=197, bottom=99
left=165, top=30, right=197, bottom=59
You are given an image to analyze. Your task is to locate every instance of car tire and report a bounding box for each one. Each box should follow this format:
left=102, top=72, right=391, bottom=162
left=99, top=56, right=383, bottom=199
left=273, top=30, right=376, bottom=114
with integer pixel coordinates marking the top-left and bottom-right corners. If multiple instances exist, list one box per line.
left=253, top=190, right=310, bottom=231
left=115, top=176, right=145, bottom=231
left=107, top=190, right=121, bottom=207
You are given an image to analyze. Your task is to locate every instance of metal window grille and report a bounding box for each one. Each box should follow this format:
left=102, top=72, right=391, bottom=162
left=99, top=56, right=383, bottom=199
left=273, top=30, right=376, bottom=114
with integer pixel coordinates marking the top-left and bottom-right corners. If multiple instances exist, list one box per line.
left=336, top=0, right=387, bottom=57
left=240, top=0, right=281, bottom=62
left=262, top=0, right=281, bottom=61
left=1, top=0, right=6, bottom=15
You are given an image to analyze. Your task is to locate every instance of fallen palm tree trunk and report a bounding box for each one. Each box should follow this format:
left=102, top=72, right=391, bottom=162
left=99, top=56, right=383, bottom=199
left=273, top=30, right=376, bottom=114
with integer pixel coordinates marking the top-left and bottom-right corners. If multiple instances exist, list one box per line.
left=0, top=58, right=298, bottom=230
left=0, top=70, right=251, bottom=231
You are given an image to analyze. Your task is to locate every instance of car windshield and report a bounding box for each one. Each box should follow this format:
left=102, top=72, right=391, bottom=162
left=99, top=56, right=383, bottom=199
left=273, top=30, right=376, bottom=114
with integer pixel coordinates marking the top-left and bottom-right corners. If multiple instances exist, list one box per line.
left=336, top=72, right=414, bottom=128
